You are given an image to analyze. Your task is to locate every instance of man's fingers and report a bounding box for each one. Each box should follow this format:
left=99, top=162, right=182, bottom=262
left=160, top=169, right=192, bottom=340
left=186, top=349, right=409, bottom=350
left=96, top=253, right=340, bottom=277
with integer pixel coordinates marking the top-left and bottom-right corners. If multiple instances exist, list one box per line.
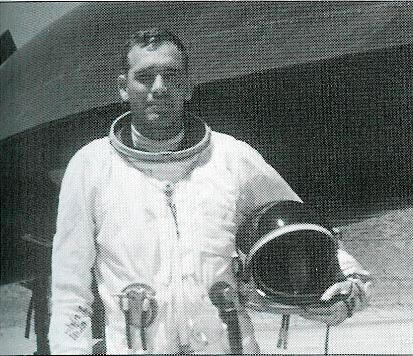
left=320, top=281, right=353, bottom=301
left=298, top=280, right=358, bottom=326
left=320, top=284, right=340, bottom=301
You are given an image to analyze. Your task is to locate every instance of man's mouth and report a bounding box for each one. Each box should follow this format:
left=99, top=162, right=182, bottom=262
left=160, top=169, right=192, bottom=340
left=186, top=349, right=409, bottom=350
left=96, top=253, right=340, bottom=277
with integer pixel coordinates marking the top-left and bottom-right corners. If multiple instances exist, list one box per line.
left=146, top=103, right=168, bottom=112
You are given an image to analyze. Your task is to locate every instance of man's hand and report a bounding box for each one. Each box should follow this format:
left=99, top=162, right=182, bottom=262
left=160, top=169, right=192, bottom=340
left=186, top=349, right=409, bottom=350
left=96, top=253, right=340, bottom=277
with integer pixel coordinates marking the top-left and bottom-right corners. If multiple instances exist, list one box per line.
left=298, top=280, right=355, bottom=326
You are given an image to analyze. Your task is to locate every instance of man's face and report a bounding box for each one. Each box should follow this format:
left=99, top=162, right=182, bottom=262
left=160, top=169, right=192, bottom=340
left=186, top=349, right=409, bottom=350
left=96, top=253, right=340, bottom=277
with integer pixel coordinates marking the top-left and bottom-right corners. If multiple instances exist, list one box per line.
left=119, top=41, right=191, bottom=134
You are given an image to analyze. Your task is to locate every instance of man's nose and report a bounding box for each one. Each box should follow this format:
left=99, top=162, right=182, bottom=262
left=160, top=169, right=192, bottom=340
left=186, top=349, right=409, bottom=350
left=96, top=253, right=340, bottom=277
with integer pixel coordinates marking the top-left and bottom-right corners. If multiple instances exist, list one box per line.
left=150, top=74, right=167, bottom=97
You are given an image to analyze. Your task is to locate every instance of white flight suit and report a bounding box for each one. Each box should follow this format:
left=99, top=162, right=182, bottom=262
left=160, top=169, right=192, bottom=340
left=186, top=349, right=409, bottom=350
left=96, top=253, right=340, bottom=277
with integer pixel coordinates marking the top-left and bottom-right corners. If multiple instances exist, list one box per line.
left=49, top=112, right=370, bottom=354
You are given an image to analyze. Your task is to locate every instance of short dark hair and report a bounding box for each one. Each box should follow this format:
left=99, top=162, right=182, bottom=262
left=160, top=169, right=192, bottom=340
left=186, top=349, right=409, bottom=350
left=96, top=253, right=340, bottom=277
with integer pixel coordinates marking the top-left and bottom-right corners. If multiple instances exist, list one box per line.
left=121, top=28, right=189, bottom=73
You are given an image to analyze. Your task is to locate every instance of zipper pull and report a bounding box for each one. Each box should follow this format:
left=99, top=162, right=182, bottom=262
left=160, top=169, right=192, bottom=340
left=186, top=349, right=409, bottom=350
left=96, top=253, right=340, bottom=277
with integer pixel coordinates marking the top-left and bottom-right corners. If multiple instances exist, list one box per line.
left=164, top=183, right=177, bottom=219
left=164, top=182, right=181, bottom=240
left=164, top=183, right=174, bottom=207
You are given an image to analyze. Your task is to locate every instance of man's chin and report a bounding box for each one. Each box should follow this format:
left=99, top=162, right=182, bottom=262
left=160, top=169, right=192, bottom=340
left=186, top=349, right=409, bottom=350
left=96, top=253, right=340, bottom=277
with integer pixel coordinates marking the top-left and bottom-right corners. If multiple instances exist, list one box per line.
left=146, top=112, right=161, bottom=122
left=144, top=113, right=179, bottom=130
left=146, top=113, right=173, bottom=126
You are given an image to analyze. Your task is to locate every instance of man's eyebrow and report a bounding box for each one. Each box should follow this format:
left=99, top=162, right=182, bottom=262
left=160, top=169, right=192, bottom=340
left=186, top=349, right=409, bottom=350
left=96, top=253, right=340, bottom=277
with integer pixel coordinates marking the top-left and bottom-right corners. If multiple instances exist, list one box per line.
left=162, top=67, right=182, bottom=72
left=133, top=65, right=183, bottom=74
left=134, top=68, right=152, bottom=75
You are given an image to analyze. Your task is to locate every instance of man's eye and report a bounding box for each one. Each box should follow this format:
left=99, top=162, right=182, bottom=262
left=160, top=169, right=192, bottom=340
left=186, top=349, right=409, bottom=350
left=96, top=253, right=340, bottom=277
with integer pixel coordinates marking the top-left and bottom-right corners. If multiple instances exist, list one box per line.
left=163, top=72, right=176, bottom=79
left=164, top=71, right=182, bottom=80
left=135, top=73, right=152, bottom=82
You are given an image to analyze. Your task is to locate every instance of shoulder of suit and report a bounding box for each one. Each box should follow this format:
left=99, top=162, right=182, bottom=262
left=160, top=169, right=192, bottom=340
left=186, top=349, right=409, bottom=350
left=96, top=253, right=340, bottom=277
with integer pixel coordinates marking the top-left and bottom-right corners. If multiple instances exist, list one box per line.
left=210, top=130, right=258, bottom=157
left=66, top=137, right=112, bottom=172
left=75, top=137, right=111, bottom=158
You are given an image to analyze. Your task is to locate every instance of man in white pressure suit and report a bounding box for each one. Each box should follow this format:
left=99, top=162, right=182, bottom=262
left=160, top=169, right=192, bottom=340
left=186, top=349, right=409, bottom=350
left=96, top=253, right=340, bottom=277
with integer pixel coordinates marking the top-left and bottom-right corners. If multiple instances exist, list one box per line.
left=49, top=29, right=371, bottom=354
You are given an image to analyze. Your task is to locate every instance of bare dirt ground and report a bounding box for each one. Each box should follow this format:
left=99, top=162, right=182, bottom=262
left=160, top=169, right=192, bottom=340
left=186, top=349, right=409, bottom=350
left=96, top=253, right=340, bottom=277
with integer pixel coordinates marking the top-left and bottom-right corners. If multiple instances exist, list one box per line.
left=251, top=306, right=413, bottom=354
left=1, top=208, right=412, bottom=354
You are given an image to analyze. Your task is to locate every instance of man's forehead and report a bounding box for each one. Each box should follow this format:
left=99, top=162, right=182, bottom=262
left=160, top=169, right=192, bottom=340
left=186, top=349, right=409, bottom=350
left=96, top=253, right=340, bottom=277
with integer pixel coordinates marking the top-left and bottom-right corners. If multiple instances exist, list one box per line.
left=127, top=41, right=184, bottom=71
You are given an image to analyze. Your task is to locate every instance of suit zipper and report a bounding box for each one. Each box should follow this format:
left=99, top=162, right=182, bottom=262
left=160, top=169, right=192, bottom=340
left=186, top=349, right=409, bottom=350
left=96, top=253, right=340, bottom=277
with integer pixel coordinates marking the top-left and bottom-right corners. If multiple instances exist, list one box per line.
left=164, top=183, right=180, bottom=239
left=163, top=183, right=190, bottom=350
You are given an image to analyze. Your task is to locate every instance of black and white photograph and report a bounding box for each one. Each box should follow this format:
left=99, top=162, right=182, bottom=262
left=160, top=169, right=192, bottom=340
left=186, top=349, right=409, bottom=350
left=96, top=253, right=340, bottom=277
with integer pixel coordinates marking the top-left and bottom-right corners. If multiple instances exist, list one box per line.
left=0, top=1, right=412, bottom=354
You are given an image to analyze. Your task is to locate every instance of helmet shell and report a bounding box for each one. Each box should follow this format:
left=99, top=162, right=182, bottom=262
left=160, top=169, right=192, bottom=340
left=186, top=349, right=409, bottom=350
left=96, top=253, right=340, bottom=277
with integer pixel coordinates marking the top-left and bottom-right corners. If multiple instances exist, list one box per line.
left=236, top=200, right=345, bottom=306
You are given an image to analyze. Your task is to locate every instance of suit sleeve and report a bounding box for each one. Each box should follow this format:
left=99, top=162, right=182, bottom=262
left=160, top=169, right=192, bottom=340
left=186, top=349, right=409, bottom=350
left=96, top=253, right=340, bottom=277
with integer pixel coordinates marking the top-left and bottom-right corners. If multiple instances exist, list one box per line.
left=337, top=248, right=372, bottom=311
left=48, top=149, right=97, bottom=354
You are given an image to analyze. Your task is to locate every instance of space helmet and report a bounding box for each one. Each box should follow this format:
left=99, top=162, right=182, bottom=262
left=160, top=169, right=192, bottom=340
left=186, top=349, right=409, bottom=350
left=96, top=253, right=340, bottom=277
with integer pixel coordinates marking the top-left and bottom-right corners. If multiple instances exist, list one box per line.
left=235, top=200, right=345, bottom=313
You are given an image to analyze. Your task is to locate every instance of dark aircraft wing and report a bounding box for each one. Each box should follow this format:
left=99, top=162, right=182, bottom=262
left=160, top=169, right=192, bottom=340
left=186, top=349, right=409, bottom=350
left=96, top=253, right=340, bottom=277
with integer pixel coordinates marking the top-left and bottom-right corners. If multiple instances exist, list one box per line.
left=1, top=2, right=411, bottom=140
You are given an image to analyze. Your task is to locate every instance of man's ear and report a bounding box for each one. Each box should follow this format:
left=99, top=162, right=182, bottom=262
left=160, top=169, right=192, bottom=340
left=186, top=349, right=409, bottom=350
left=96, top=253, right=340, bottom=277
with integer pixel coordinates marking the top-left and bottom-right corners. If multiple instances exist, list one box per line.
left=117, top=74, right=129, bottom=101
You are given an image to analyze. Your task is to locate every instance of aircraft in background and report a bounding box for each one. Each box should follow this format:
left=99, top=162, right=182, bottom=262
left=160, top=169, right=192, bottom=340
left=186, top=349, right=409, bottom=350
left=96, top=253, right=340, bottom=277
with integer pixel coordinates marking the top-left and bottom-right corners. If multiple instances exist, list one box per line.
left=0, top=2, right=412, bottom=354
